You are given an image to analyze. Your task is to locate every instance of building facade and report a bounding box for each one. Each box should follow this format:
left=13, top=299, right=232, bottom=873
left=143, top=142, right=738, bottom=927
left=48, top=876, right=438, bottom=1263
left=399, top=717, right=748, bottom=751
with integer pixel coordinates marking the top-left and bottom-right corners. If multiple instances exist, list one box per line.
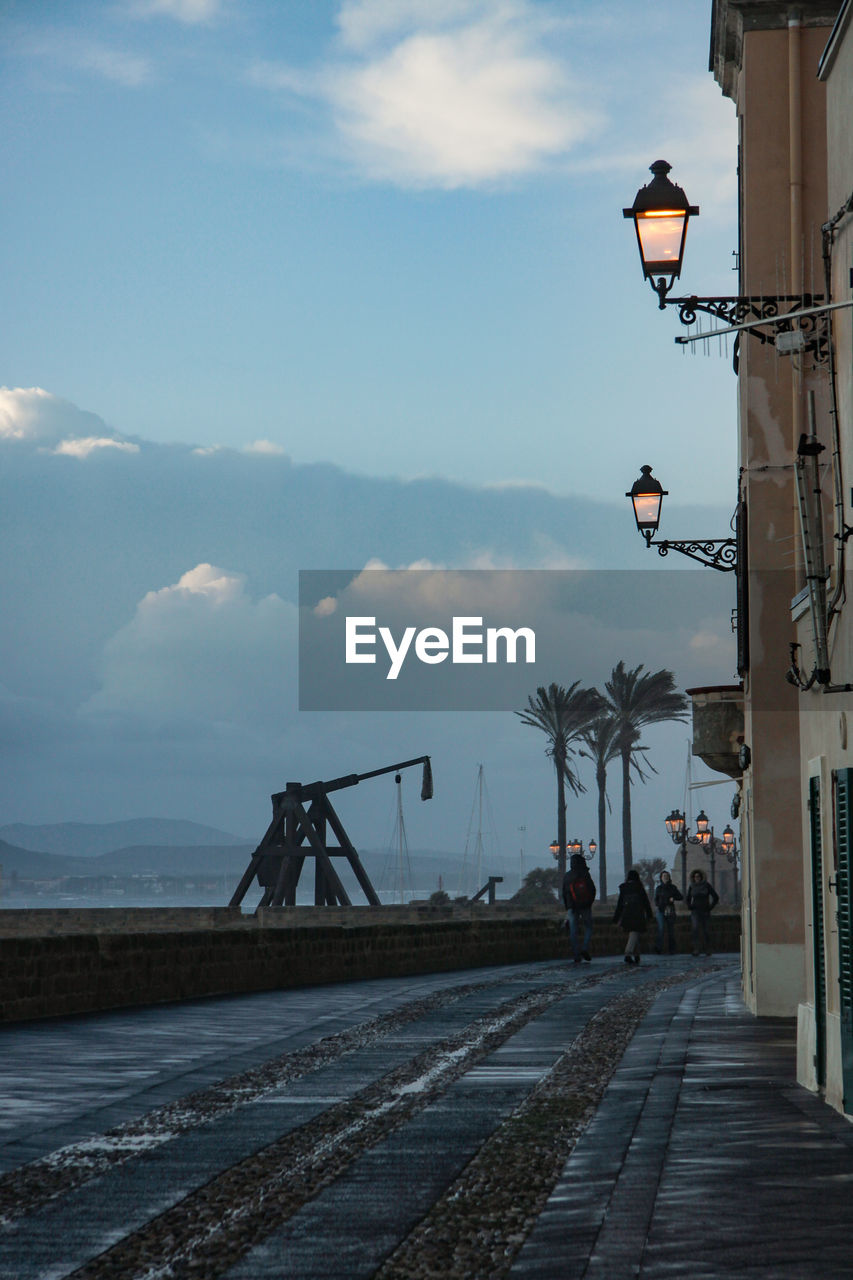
left=709, top=0, right=853, bottom=1115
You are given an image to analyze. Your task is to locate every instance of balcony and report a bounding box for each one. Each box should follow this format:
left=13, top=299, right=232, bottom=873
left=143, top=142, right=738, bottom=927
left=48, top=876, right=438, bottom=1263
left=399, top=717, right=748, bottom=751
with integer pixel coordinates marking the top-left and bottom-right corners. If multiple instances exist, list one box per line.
left=684, top=684, right=745, bottom=779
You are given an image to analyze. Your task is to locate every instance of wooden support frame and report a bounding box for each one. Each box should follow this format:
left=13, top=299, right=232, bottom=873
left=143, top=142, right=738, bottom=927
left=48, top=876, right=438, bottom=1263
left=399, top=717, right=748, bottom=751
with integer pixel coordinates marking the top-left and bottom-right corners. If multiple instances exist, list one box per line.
left=230, top=787, right=381, bottom=912
left=230, top=756, right=431, bottom=913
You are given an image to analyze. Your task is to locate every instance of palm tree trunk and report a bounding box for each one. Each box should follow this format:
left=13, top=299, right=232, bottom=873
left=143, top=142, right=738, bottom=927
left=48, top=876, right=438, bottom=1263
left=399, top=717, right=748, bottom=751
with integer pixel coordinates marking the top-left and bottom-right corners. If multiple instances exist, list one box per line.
left=555, top=745, right=567, bottom=881
left=596, top=761, right=607, bottom=901
left=621, top=744, right=632, bottom=878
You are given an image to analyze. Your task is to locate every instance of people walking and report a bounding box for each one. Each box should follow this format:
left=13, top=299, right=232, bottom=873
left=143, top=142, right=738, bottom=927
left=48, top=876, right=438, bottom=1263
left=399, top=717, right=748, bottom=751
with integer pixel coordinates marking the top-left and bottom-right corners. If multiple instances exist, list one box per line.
left=562, top=852, right=596, bottom=964
left=654, top=869, right=683, bottom=954
left=686, top=867, right=719, bottom=956
left=612, top=868, right=653, bottom=965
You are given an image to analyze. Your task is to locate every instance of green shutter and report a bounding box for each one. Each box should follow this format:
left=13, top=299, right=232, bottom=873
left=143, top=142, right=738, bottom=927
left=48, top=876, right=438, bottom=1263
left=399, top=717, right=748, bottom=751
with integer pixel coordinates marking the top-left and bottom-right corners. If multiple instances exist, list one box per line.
left=835, top=768, right=853, bottom=1112
left=809, top=775, right=826, bottom=1088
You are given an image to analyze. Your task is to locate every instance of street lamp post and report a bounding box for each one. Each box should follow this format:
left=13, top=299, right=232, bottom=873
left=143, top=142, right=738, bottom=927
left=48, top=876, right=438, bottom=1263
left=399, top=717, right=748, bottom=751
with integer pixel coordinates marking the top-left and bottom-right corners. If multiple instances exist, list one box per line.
left=694, top=810, right=718, bottom=891
left=664, top=807, right=711, bottom=896
left=665, top=809, right=689, bottom=895
left=721, top=823, right=739, bottom=900
left=627, top=465, right=738, bottom=572
left=623, top=160, right=825, bottom=356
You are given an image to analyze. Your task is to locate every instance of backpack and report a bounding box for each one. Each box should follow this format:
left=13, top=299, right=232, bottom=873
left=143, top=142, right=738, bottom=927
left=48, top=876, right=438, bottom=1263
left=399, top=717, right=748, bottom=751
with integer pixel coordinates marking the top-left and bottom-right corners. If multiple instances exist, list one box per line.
left=569, top=874, right=595, bottom=908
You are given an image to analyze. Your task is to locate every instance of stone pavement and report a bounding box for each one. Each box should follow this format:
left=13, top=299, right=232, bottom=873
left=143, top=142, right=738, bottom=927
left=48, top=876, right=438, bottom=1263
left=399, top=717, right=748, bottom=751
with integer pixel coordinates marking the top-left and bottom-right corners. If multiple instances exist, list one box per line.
left=2, top=957, right=853, bottom=1277
left=512, top=968, right=853, bottom=1279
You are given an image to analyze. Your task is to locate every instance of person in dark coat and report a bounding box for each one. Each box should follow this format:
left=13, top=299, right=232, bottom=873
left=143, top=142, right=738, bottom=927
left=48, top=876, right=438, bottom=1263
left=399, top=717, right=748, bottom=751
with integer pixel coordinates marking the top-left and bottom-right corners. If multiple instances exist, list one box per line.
left=612, top=868, right=653, bottom=964
left=654, top=869, right=683, bottom=954
left=562, top=852, right=596, bottom=964
left=686, top=867, right=719, bottom=955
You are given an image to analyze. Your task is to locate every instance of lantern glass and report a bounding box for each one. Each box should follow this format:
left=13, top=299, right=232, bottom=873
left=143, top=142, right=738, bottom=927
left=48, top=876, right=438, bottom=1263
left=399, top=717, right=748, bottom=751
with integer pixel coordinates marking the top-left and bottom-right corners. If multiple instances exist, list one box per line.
left=665, top=809, right=685, bottom=838
left=635, top=210, right=688, bottom=279
left=589, top=839, right=597, bottom=855
left=623, top=160, right=698, bottom=285
left=627, top=466, right=667, bottom=537
left=695, top=810, right=710, bottom=834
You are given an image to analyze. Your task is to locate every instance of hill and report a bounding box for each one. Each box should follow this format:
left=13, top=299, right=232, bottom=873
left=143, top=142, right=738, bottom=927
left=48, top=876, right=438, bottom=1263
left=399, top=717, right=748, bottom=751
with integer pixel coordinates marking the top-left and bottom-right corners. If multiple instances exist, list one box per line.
left=0, top=819, right=252, bottom=859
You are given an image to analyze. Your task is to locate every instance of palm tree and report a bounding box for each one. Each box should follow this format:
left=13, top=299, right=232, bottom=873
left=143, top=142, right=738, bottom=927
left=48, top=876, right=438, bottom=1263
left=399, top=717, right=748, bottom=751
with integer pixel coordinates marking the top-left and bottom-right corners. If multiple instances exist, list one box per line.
left=516, top=682, right=603, bottom=879
left=579, top=714, right=653, bottom=902
left=604, top=662, right=688, bottom=879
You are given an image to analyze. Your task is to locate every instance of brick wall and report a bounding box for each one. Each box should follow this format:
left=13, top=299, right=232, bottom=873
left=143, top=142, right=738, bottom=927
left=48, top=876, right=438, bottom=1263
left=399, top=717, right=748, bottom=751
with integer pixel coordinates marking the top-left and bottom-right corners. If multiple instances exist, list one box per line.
left=0, top=909, right=741, bottom=1023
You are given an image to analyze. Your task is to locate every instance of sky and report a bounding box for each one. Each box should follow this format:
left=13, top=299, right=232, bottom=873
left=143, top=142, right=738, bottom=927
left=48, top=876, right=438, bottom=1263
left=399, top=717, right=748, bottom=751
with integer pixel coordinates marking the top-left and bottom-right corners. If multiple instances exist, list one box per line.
left=0, top=0, right=743, bottom=885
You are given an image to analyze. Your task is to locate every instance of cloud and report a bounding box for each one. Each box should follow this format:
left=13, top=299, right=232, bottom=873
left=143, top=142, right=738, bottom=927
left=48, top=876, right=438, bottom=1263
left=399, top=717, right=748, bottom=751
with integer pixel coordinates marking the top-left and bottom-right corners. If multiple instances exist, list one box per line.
left=54, top=437, right=140, bottom=459
left=244, top=439, right=288, bottom=456
left=20, top=32, right=153, bottom=87
left=0, top=386, right=140, bottom=457
left=251, top=0, right=599, bottom=188
left=125, top=0, right=224, bottom=23
left=85, top=564, right=297, bottom=726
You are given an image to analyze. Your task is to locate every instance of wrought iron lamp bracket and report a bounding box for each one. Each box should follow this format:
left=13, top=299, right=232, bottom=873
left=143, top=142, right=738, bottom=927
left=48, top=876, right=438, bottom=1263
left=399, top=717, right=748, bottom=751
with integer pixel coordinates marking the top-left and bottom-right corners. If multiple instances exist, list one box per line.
left=650, top=281, right=827, bottom=357
left=643, top=531, right=737, bottom=572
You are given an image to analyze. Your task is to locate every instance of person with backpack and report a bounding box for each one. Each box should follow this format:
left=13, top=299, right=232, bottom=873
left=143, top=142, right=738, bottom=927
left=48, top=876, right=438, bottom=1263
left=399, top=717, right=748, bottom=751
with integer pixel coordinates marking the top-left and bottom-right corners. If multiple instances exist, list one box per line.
left=654, top=869, right=683, bottom=954
left=612, top=868, right=654, bottom=965
left=562, top=852, right=596, bottom=964
left=686, top=867, right=719, bottom=955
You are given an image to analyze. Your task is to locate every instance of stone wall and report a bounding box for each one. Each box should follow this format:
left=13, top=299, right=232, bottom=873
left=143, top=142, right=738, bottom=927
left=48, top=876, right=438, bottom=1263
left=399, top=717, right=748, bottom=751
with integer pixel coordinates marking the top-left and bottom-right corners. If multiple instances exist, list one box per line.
left=0, top=908, right=742, bottom=1023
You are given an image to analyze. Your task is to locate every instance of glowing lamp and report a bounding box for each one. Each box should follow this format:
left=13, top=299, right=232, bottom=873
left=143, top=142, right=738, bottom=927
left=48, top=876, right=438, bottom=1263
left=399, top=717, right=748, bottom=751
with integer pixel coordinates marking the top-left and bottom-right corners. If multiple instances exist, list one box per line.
left=623, top=160, right=698, bottom=286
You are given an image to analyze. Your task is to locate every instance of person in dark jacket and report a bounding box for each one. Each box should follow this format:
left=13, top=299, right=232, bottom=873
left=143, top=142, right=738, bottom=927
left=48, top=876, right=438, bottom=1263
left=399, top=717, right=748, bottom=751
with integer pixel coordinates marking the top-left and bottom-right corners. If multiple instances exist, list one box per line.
left=562, top=852, right=596, bottom=964
left=654, top=870, right=683, bottom=954
left=612, top=868, right=653, bottom=964
left=686, top=867, right=719, bottom=955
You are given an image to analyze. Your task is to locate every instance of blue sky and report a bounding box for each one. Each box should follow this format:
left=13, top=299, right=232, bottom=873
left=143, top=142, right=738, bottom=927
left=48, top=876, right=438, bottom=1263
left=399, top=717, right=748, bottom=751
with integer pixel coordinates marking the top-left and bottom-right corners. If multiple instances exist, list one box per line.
left=2, top=0, right=738, bottom=497
left=0, top=0, right=742, bottom=876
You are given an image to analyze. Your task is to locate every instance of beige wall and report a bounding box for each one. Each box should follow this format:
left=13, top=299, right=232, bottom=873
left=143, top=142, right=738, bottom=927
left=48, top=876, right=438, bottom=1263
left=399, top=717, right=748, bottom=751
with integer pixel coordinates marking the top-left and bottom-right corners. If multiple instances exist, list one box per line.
left=732, top=25, right=835, bottom=1014
left=795, top=6, right=853, bottom=1110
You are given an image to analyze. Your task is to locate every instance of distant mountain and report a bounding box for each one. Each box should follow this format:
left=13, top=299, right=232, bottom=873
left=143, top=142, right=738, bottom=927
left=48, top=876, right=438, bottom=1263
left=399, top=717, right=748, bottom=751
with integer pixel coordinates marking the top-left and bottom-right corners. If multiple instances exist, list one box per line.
left=0, top=840, right=253, bottom=880
left=0, top=831, right=501, bottom=895
left=0, top=819, right=253, bottom=859
left=89, top=844, right=255, bottom=876
left=0, top=839, right=80, bottom=880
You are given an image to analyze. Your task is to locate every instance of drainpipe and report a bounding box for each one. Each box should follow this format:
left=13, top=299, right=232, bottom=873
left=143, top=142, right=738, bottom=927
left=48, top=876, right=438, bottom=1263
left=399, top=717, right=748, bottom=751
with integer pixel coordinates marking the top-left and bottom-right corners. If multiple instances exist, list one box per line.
left=789, top=11, right=804, bottom=582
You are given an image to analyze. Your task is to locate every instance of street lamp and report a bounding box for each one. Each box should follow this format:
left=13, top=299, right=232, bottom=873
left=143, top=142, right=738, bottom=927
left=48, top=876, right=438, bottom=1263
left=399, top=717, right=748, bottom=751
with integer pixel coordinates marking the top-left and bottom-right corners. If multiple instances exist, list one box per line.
left=567, top=837, right=583, bottom=859
left=624, top=160, right=825, bottom=355
left=664, top=807, right=703, bottom=896
left=721, top=823, right=739, bottom=899
left=627, top=465, right=737, bottom=571
left=588, top=838, right=597, bottom=859
left=694, top=811, right=718, bottom=890
left=549, top=839, right=560, bottom=861
left=623, top=160, right=698, bottom=307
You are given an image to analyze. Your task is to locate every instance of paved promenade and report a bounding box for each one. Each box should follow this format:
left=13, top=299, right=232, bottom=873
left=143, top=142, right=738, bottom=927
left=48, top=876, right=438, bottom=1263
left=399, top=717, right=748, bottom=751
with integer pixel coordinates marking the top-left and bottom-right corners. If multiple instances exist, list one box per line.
left=0, top=955, right=851, bottom=1277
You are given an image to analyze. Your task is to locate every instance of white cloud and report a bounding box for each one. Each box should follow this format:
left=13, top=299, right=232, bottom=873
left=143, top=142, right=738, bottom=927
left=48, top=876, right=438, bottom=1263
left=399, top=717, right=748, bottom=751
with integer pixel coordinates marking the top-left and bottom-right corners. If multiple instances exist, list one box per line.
left=244, top=439, right=287, bottom=456
left=53, top=437, right=140, bottom=459
left=0, top=386, right=142, bottom=459
left=252, top=0, right=598, bottom=188
left=85, top=564, right=296, bottom=725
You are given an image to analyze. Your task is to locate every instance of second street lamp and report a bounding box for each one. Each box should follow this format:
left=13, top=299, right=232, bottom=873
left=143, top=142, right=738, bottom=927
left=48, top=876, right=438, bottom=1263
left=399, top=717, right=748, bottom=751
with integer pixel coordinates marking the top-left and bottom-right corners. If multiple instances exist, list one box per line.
left=627, top=465, right=737, bottom=571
